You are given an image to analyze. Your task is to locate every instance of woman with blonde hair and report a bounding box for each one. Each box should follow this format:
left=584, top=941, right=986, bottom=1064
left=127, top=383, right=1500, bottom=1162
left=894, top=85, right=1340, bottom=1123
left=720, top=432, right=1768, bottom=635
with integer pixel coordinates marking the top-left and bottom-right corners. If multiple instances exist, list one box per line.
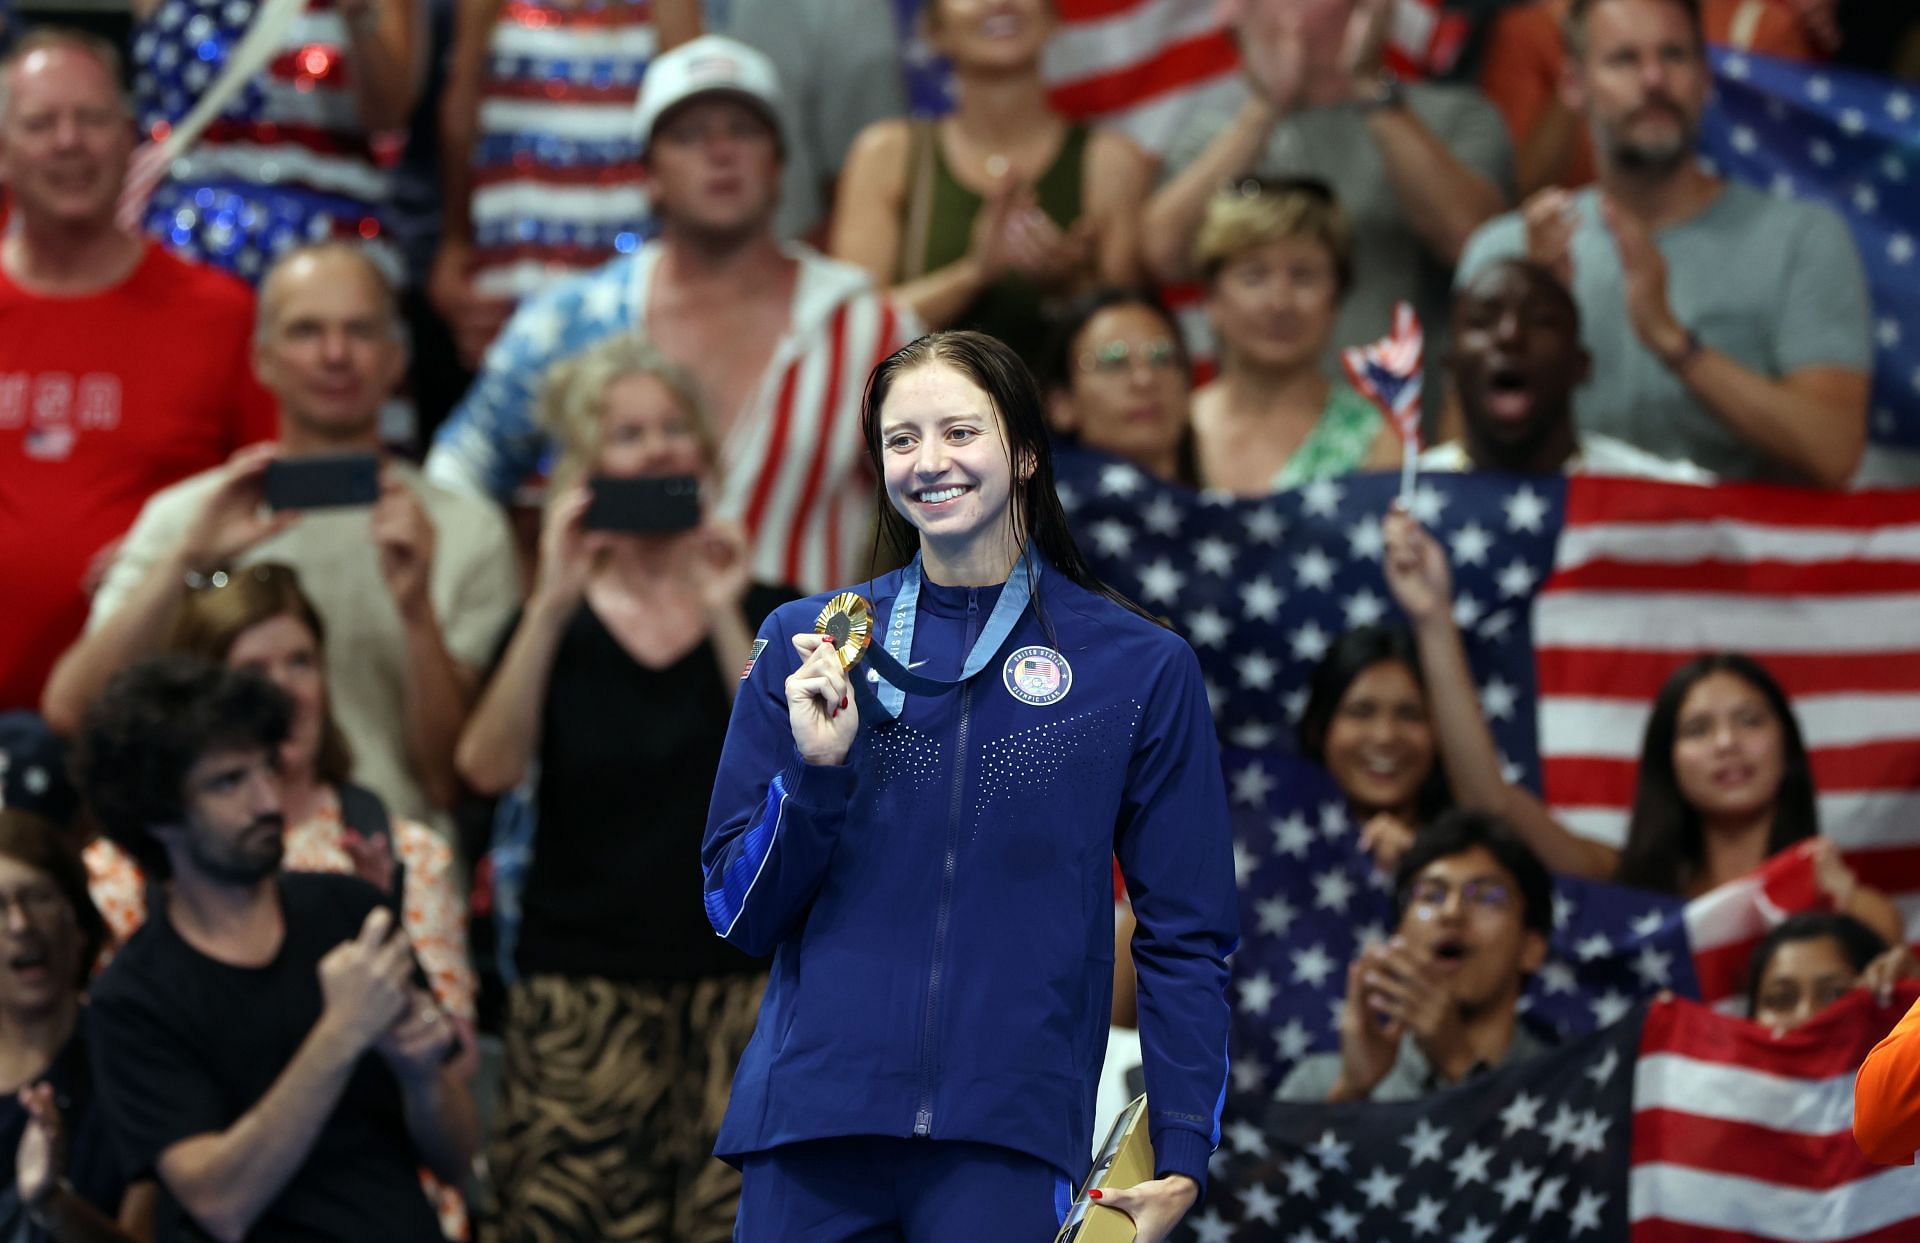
left=1191, top=179, right=1398, bottom=493
left=456, top=333, right=792, bottom=1242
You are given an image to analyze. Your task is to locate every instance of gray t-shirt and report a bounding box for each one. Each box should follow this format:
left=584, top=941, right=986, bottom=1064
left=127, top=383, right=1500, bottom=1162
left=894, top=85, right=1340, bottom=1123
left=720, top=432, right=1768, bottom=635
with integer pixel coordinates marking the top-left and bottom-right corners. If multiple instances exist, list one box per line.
left=88, top=460, right=521, bottom=825
left=1276, top=1021, right=1553, bottom=1103
left=720, top=0, right=907, bottom=241
left=1163, top=79, right=1514, bottom=399
left=1456, top=182, right=1871, bottom=482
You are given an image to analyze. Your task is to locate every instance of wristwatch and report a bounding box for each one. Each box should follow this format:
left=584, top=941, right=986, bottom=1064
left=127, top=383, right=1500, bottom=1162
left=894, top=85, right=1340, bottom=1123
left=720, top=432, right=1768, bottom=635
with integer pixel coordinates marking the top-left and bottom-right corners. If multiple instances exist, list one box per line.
left=1354, top=75, right=1407, bottom=113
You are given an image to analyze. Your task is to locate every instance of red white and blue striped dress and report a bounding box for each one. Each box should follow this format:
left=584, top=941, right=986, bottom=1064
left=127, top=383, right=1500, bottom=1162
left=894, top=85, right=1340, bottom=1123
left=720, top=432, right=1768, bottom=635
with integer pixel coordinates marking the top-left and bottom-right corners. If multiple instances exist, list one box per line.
left=131, top=0, right=397, bottom=285
left=468, top=0, right=658, bottom=302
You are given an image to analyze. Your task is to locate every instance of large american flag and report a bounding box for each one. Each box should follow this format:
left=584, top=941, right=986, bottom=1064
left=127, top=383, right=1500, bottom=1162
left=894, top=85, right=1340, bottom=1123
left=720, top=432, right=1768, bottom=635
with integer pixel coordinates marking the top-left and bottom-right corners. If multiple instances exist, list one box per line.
left=1176, top=990, right=1920, bottom=1243
left=1051, top=452, right=1920, bottom=1081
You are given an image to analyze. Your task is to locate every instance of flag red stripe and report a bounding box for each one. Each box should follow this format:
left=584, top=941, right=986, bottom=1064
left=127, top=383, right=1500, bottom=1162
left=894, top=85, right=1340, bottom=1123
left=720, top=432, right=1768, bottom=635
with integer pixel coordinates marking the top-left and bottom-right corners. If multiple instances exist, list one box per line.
left=1546, top=559, right=1920, bottom=595
left=1689, top=936, right=1761, bottom=1005
left=472, top=161, right=647, bottom=189
left=743, top=361, right=802, bottom=542
left=200, top=119, right=374, bottom=159
left=480, top=78, right=640, bottom=105
left=1632, top=1217, right=1920, bottom=1243
left=499, top=0, right=654, bottom=28
left=1640, top=992, right=1909, bottom=1079
left=469, top=241, right=626, bottom=269
left=1055, top=0, right=1162, bottom=19
left=783, top=305, right=852, bottom=587
left=1538, top=649, right=1920, bottom=700
left=1563, top=477, right=1920, bottom=529
left=1046, top=31, right=1238, bottom=116
left=1631, top=1107, right=1883, bottom=1189
left=1544, top=745, right=1920, bottom=809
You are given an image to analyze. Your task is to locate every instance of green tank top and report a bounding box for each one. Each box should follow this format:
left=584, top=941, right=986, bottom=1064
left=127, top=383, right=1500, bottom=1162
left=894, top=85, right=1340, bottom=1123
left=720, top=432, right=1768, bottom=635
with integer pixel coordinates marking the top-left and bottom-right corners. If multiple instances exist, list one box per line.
left=1271, top=383, right=1386, bottom=488
left=910, top=123, right=1091, bottom=367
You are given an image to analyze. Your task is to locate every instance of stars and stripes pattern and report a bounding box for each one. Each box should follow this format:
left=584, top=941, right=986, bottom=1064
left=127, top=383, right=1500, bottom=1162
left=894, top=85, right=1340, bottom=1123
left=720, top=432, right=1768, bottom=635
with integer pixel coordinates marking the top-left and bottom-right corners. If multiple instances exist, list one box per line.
left=1627, top=989, right=1920, bottom=1242
left=1180, top=1005, right=1639, bottom=1243
left=1179, top=992, right=1920, bottom=1243
left=894, top=0, right=1467, bottom=156
left=1341, top=302, right=1425, bottom=449
left=468, top=0, right=657, bottom=301
left=131, top=0, right=396, bottom=283
left=1698, top=48, right=1920, bottom=449
left=1534, top=478, right=1920, bottom=943
left=1052, top=454, right=1910, bottom=1090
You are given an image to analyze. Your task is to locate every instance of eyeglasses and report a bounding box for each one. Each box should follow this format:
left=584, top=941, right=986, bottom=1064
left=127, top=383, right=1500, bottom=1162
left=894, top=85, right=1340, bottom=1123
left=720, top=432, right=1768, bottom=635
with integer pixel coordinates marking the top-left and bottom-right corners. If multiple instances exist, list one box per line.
left=1079, top=340, right=1183, bottom=377
left=1407, top=877, right=1513, bottom=916
left=1232, top=174, right=1336, bottom=204
left=184, top=562, right=297, bottom=593
left=0, top=885, right=66, bottom=922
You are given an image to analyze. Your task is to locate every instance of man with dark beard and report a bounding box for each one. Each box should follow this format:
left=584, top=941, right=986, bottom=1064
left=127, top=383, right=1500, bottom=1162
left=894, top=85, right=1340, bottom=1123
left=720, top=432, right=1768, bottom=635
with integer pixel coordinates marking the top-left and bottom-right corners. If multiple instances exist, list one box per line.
left=73, top=655, right=477, bottom=1243
left=1456, top=0, right=1871, bottom=488
left=1423, top=258, right=1708, bottom=479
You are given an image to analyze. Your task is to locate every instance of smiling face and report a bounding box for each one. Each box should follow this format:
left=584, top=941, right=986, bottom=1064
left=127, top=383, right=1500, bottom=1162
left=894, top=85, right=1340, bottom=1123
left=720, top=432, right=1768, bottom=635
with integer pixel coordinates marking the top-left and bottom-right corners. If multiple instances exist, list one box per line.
left=1451, top=262, right=1588, bottom=461
left=1051, top=303, right=1192, bottom=476
left=1397, top=846, right=1547, bottom=1014
left=0, top=853, right=82, bottom=1017
left=880, top=361, right=1021, bottom=570
left=929, top=0, right=1054, bottom=73
left=1752, top=934, right=1858, bottom=1033
left=1207, top=235, right=1341, bottom=375
left=1670, top=671, right=1787, bottom=826
left=0, top=44, right=132, bottom=232
left=1323, top=660, right=1437, bottom=820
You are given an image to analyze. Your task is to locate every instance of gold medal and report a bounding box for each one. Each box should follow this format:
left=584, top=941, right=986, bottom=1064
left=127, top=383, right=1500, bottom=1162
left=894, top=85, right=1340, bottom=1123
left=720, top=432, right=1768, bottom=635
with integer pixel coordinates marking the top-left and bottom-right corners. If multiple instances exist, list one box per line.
left=814, top=592, right=873, bottom=670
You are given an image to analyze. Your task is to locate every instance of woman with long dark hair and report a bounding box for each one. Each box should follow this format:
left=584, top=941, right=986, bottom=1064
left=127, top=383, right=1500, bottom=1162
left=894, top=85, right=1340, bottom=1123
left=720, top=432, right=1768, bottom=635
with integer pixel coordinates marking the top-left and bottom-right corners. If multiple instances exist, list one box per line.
left=1379, top=510, right=1903, bottom=941
left=702, top=331, right=1236, bottom=1241
left=1297, top=626, right=1453, bottom=871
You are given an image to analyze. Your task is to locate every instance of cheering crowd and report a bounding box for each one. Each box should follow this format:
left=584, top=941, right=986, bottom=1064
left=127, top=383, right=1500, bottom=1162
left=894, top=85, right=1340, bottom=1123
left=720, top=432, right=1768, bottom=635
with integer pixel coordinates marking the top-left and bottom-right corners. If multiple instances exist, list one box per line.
left=2, top=0, right=1919, bottom=1238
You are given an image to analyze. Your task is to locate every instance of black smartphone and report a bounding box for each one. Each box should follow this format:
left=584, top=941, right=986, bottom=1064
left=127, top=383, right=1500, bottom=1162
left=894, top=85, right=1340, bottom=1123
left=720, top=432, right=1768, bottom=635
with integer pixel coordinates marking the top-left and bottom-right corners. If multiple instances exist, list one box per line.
left=584, top=475, right=701, bottom=534
left=263, top=453, right=381, bottom=510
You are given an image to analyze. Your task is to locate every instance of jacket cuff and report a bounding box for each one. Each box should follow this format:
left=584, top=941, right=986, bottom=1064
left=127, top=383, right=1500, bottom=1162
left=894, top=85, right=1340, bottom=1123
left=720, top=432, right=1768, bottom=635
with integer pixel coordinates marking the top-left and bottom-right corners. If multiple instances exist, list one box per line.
left=782, top=749, right=858, bottom=807
left=1151, top=1126, right=1214, bottom=1199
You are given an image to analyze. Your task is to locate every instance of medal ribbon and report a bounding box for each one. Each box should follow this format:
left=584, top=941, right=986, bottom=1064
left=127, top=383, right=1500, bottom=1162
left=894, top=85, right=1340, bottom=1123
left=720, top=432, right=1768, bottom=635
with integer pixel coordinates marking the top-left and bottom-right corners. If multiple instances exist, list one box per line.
left=857, top=553, right=1037, bottom=722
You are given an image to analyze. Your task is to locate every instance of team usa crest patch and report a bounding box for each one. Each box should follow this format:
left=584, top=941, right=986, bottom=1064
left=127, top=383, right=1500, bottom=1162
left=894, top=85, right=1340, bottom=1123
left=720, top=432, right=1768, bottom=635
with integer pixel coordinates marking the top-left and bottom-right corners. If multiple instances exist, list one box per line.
left=1003, top=646, right=1071, bottom=706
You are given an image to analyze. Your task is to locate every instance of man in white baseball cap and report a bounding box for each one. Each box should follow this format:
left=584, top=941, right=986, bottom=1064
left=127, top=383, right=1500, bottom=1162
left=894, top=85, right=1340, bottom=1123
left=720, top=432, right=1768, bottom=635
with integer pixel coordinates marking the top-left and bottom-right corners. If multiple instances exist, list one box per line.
left=632, top=33, right=786, bottom=157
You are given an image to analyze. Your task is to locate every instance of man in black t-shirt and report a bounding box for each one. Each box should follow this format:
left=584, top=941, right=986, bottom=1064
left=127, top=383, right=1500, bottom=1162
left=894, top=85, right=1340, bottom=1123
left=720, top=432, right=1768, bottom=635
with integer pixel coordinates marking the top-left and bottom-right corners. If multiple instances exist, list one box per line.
left=73, top=655, right=478, bottom=1242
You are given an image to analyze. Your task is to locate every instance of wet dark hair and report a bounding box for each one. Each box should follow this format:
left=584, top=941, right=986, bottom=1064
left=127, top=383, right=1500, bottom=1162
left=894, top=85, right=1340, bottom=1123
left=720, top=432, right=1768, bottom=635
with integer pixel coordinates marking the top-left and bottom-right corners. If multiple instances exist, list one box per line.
left=1745, top=912, right=1887, bottom=1018
left=1297, top=625, right=1451, bottom=825
left=1393, top=809, right=1555, bottom=938
left=0, top=809, right=109, bottom=987
left=72, top=653, right=290, bottom=881
left=861, top=330, right=1155, bottom=627
left=1616, top=653, right=1817, bottom=896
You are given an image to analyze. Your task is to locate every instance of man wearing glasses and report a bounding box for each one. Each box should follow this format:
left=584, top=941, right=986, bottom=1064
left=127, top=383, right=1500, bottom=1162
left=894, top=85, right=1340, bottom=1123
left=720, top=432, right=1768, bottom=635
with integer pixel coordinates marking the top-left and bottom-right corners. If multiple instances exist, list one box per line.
left=1277, top=810, right=1555, bottom=1102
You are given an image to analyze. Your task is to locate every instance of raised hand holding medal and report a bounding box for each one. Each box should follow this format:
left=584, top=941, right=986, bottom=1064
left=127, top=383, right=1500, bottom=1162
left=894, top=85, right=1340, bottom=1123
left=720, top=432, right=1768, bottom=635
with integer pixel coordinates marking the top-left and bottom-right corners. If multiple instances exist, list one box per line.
left=1341, top=301, right=1425, bottom=509
left=785, top=626, right=858, bottom=766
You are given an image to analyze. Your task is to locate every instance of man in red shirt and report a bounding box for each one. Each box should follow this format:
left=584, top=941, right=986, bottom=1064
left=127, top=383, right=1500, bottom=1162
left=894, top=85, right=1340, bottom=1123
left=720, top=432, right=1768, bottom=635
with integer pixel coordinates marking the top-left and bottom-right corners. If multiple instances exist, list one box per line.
left=0, top=29, right=274, bottom=710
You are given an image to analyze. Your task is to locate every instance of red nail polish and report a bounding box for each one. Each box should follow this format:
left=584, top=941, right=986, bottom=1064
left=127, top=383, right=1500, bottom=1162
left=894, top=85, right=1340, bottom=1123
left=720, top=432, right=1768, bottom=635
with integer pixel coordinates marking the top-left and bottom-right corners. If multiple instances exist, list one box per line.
left=1088, top=1189, right=1103, bottom=1201
left=840, top=696, right=849, bottom=710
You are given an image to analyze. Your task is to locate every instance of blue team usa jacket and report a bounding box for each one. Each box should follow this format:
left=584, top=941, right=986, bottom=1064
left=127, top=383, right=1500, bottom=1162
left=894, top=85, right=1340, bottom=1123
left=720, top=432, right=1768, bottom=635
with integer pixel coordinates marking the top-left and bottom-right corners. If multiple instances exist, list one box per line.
left=701, top=557, right=1239, bottom=1189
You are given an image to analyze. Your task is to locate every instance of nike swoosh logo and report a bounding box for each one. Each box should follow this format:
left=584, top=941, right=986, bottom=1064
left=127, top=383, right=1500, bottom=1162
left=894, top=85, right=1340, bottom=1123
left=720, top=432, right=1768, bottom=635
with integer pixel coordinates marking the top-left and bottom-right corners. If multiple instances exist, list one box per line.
left=907, top=660, right=929, bottom=670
